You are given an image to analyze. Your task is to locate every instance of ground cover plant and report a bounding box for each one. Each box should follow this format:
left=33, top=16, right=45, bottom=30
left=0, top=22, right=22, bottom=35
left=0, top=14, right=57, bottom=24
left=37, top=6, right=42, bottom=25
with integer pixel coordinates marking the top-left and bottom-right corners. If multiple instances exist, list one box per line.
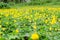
left=0, top=6, right=60, bottom=40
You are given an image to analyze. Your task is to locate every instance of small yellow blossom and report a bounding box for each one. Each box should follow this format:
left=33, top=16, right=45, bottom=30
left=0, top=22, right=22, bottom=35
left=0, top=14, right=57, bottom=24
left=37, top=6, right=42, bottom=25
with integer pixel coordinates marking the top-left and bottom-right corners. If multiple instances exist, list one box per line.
left=49, top=27, right=52, bottom=31
left=51, top=19, right=56, bottom=24
left=45, top=20, right=48, bottom=23
left=58, top=19, right=60, bottom=22
left=14, top=20, right=17, bottom=23
left=55, top=28, right=57, bottom=31
left=4, top=13, right=9, bottom=17
left=33, top=22, right=37, bottom=29
left=2, top=28, right=6, bottom=31
left=16, top=29, right=19, bottom=33
left=13, top=14, right=18, bottom=18
left=0, top=32, right=2, bottom=35
left=33, top=25, right=37, bottom=29
left=0, top=25, right=2, bottom=28
left=31, top=33, right=39, bottom=40
left=58, top=29, right=60, bottom=31
left=50, top=15, right=57, bottom=24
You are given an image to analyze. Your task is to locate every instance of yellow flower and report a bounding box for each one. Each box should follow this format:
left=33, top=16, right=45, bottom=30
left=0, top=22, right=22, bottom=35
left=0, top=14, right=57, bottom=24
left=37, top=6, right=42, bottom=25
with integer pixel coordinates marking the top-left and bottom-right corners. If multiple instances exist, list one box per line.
left=2, top=28, right=6, bottom=31
left=16, top=29, right=19, bottom=33
left=58, top=19, right=60, bottom=22
left=55, top=28, right=57, bottom=31
left=14, top=20, right=17, bottom=23
left=50, top=15, right=57, bottom=24
left=58, top=29, right=60, bottom=31
left=0, top=25, right=2, bottom=28
left=4, top=13, right=9, bottom=17
left=31, top=33, right=39, bottom=40
left=51, top=19, right=56, bottom=24
left=13, top=14, right=18, bottom=18
left=33, top=22, right=37, bottom=29
left=45, top=20, right=48, bottom=23
left=49, top=27, right=52, bottom=31
left=0, top=32, right=2, bottom=35
left=33, top=25, right=37, bottom=29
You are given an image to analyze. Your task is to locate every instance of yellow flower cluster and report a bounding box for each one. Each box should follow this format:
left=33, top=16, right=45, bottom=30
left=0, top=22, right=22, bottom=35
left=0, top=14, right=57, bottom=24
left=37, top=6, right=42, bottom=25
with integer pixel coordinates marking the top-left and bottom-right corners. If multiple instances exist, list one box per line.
left=0, top=6, right=60, bottom=39
left=51, top=15, right=57, bottom=24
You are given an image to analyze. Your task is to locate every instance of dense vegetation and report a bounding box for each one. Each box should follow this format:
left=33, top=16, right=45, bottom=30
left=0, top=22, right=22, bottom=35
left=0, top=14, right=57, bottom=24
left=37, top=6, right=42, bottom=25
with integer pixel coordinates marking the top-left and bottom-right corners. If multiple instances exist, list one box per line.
left=0, top=0, right=60, bottom=8
left=0, top=0, right=60, bottom=40
left=0, top=6, right=60, bottom=40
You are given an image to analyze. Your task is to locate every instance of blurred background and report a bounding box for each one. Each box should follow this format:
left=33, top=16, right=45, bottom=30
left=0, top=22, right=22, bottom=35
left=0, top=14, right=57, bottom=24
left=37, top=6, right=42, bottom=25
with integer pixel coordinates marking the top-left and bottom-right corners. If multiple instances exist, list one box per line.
left=0, top=0, right=60, bottom=4
left=0, top=0, right=60, bottom=8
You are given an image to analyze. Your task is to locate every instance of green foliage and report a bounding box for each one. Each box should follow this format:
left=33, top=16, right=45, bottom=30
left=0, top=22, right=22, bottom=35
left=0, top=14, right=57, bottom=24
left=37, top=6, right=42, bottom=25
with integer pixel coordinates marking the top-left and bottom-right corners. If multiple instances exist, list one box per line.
left=24, top=0, right=60, bottom=5
left=0, top=0, right=60, bottom=6
left=0, top=6, right=60, bottom=40
left=0, top=2, right=11, bottom=9
left=8, top=2, right=15, bottom=6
